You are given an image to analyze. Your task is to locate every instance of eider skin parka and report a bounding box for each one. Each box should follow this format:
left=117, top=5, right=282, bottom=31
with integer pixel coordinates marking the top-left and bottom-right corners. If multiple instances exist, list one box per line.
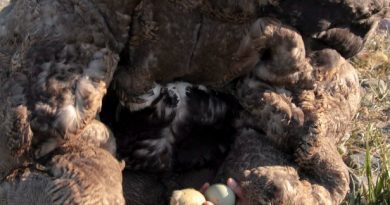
left=0, top=0, right=388, bottom=204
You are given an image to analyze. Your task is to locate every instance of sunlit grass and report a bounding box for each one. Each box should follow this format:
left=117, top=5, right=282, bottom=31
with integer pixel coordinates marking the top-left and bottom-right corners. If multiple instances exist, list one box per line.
left=0, top=0, right=9, bottom=10
left=343, top=30, right=390, bottom=205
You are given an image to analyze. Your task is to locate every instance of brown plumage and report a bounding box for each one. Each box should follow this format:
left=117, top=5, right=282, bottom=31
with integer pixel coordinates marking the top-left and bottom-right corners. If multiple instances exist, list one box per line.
left=122, top=171, right=165, bottom=205
left=0, top=141, right=125, bottom=205
left=236, top=47, right=361, bottom=148
left=229, top=19, right=362, bottom=204
left=84, top=1, right=382, bottom=204
left=233, top=18, right=313, bottom=88
left=0, top=74, right=123, bottom=204
left=0, top=0, right=141, bottom=158
left=0, top=1, right=137, bottom=203
left=114, top=0, right=386, bottom=106
left=216, top=128, right=349, bottom=205
left=0, top=73, right=32, bottom=179
left=0, top=0, right=387, bottom=204
left=113, top=0, right=257, bottom=107
left=79, top=119, right=117, bottom=155
left=260, top=0, right=388, bottom=58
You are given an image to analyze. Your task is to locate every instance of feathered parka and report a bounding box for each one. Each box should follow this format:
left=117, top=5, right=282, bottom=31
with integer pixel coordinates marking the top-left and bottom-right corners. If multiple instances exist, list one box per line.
left=0, top=0, right=141, bottom=161
left=0, top=0, right=388, bottom=204
left=0, top=141, right=125, bottom=205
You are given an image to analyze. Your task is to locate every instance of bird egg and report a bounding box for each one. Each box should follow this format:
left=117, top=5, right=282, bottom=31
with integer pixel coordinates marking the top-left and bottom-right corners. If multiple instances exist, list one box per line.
left=205, top=184, right=235, bottom=205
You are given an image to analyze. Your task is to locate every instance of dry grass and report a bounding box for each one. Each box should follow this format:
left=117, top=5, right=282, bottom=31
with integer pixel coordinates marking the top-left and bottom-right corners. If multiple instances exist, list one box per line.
left=343, top=30, right=390, bottom=204
left=0, top=0, right=9, bottom=10
left=349, top=31, right=390, bottom=157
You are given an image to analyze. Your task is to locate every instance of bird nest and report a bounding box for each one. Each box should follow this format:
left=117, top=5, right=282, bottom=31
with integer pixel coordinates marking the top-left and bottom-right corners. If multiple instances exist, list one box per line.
left=0, top=0, right=388, bottom=204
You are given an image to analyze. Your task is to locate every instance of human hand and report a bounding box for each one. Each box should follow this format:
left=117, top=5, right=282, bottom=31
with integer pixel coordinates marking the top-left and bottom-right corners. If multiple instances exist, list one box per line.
left=201, top=178, right=249, bottom=205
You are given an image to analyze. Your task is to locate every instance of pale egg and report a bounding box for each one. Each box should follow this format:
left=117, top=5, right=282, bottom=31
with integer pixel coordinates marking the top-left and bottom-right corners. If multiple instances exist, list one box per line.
left=170, top=188, right=206, bottom=205
left=205, top=184, right=236, bottom=205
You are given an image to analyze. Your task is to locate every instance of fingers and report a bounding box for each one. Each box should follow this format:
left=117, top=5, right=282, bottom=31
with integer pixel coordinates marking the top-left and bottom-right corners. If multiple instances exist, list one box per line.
left=200, top=183, right=215, bottom=205
left=227, top=178, right=244, bottom=199
left=202, top=179, right=245, bottom=205
left=200, top=182, right=210, bottom=194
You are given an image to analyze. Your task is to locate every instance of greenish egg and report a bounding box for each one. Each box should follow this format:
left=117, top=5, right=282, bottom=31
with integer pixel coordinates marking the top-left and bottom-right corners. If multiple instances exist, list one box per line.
left=205, top=184, right=236, bottom=205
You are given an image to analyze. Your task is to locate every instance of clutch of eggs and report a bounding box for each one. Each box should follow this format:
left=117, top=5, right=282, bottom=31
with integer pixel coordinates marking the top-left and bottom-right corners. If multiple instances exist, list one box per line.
left=170, top=184, right=235, bottom=205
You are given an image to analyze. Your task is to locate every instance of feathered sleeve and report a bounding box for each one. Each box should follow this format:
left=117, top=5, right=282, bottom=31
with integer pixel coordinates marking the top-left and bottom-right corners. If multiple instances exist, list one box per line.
left=0, top=0, right=140, bottom=157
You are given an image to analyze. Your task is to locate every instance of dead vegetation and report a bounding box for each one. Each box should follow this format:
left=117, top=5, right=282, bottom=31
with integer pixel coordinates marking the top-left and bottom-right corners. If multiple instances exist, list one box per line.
left=344, top=30, right=390, bottom=204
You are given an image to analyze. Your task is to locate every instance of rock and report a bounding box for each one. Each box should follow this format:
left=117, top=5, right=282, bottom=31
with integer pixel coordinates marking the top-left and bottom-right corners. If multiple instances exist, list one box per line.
left=346, top=152, right=381, bottom=171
